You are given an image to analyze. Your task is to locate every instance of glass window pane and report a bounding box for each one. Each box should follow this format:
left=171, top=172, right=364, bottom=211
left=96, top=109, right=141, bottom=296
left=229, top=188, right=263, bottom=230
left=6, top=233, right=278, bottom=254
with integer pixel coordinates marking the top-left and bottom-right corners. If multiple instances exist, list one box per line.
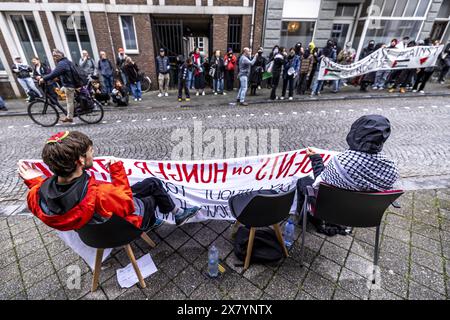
left=415, top=0, right=431, bottom=16
left=335, top=4, right=344, bottom=16
left=0, top=58, right=4, bottom=71
left=25, top=16, right=47, bottom=64
left=365, top=19, right=422, bottom=45
left=61, top=15, right=92, bottom=63
left=372, top=0, right=384, bottom=16
left=280, top=21, right=315, bottom=48
left=121, top=16, right=137, bottom=51
left=11, top=15, right=35, bottom=64
left=437, top=0, right=450, bottom=18
left=393, top=0, right=408, bottom=16
left=405, top=0, right=420, bottom=16
left=382, top=0, right=396, bottom=16
left=331, top=23, right=350, bottom=49
left=352, top=20, right=365, bottom=53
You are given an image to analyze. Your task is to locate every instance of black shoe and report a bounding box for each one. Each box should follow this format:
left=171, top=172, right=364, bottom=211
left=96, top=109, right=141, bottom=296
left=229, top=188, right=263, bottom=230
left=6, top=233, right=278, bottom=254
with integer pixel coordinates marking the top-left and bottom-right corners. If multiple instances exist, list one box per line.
left=0, top=107, right=8, bottom=112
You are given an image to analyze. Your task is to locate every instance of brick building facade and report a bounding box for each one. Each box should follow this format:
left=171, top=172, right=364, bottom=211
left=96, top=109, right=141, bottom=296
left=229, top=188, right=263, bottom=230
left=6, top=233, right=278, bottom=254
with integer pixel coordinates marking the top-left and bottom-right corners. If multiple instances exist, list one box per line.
left=0, top=0, right=266, bottom=98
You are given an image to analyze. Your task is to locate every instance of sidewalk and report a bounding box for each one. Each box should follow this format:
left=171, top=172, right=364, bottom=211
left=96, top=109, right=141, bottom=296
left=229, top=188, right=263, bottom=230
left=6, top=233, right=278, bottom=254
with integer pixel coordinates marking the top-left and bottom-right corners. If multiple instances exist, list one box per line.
left=1, top=81, right=449, bottom=117
left=0, top=188, right=448, bottom=300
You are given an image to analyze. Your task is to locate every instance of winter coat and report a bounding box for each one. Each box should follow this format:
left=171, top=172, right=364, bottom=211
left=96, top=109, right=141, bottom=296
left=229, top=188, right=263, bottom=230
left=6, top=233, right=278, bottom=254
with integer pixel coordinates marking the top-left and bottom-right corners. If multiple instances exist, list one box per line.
left=224, top=53, right=237, bottom=71
left=210, top=56, right=225, bottom=80
left=42, top=57, right=75, bottom=88
left=123, top=62, right=140, bottom=84
left=156, top=55, right=170, bottom=74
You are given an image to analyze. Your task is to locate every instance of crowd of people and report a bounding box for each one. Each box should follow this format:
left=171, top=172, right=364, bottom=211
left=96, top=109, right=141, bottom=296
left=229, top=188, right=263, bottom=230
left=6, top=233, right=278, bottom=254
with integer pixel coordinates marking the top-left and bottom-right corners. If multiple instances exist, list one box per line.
left=3, top=36, right=449, bottom=113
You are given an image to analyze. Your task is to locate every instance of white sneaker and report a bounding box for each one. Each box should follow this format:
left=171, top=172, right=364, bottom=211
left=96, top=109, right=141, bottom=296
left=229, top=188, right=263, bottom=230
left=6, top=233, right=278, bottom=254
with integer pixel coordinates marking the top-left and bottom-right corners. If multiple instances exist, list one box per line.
left=134, top=98, right=138, bottom=102
left=222, top=92, right=227, bottom=95
left=412, top=90, right=417, bottom=93
left=280, top=96, right=285, bottom=100
left=157, top=93, right=162, bottom=97
left=196, top=91, right=200, bottom=96
left=288, top=97, right=293, bottom=100
left=420, top=90, right=425, bottom=94
left=343, top=83, right=348, bottom=87
left=202, top=91, right=205, bottom=96
left=257, top=86, right=261, bottom=90
left=164, top=92, right=168, bottom=97
left=214, top=92, right=217, bottom=95
left=138, top=98, right=142, bottom=101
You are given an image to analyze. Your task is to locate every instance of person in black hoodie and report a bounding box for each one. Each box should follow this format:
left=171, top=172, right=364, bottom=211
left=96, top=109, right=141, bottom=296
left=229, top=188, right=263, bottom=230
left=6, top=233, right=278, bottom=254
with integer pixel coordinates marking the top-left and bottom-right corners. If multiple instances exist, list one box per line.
left=269, top=47, right=286, bottom=100
left=177, top=56, right=192, bottom=102
left=311, top=40, right=336, bottom=96
left=359, top=40, right=376, bottom=92
left=296, top=115, right=399, bottom=236
left=249, top=47, right=266, bottom=95
left=412, top=38, right=435, bottom=93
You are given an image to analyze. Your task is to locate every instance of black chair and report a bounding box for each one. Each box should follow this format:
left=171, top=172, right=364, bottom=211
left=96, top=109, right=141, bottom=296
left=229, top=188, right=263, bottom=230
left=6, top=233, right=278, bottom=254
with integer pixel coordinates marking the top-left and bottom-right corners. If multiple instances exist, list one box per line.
left=76, top=214, right=156, bottom=292
left=228, top=189, right=296, bottom=270
left=299, top=183, right=403, bottom=283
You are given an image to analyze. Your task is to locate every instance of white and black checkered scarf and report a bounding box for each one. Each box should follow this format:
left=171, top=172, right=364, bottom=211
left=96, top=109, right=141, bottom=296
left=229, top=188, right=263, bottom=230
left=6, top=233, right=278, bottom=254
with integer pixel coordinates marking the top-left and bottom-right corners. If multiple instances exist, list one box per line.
left=319, top=150, right=399, bottom=192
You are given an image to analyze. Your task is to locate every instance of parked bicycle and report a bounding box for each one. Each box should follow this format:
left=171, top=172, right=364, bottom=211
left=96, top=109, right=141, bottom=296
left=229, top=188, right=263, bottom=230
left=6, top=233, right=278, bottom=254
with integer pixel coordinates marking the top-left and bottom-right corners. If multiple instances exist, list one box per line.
left=28, top=82, right=104, bottom=127
left=140, top=72, right=152, bottom=92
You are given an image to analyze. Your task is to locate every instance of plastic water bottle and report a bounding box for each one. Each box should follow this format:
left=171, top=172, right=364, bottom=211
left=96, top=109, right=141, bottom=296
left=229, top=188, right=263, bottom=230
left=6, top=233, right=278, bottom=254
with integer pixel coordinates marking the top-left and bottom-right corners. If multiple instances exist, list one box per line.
left=284, top=219, right=295, bottom=249
left=208, top=245, right=219, bottom=278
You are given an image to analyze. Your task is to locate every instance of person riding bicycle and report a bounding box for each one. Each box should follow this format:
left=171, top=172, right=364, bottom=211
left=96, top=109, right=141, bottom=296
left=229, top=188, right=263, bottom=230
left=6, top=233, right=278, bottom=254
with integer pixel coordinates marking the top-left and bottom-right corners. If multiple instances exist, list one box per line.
left=38, top=49, right=76, bottom=123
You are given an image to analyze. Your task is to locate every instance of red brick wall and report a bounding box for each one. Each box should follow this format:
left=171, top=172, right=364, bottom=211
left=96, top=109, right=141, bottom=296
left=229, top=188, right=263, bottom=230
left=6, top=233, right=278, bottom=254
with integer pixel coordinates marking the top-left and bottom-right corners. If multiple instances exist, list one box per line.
left=0, top=28, right=22, bottom=98
left=90, top=12, right=116, bottom=59
left=212, top=15, right=228, bottom=54
left=252, top=0, right=265, bottom=52
left=132, top=14, right=156, bottom=85
left=241, top=15, right=251, bottom=50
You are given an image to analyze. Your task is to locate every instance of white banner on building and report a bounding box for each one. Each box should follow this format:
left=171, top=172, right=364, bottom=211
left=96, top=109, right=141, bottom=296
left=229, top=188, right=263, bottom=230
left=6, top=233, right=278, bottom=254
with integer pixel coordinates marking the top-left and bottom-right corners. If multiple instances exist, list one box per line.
left=318, top=45, right=444, bottom=80
left=24, top=148, right=338, bottom=223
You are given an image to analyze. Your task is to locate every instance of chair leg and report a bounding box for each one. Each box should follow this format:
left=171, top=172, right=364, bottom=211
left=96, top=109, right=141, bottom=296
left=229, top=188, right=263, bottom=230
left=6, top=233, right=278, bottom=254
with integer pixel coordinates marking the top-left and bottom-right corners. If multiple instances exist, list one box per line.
left=273, top=224, right=289, bottom=258
left=91, top=248, right=104, bottom=292
left=372, top=225, right=381, bottom=284
left=141, top=232, right=156, bottom=248
left=244, top=227, right=256, bottom=271
left=300, top=198, right=308, bottom=267
left=124, top=244, right=147, bottom=288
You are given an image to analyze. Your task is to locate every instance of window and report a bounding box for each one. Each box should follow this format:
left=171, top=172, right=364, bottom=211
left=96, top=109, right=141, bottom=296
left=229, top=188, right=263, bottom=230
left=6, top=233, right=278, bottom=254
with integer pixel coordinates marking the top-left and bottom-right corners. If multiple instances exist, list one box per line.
left=437, top=0, right=450, bottom=18
left=0, top=59, right=5, bottom=72
left=393, top=0, right=408, bottom=17
left=415, top=0, right=431, bottom=17
left=119, top=16, right=138, bottom=53
left=60, top=14, right=93, bottom=64
left=10, top=15, right=47, bottom=65
left=361, top=0, right=431, bottom=17
left=227, top=16, right=242, bottom=53
left=365, top=20, right=423, bottom=45
left=335, top=3, right=359, bottom=17
left=280, top=21, right=316, bottom=49
left=331, top=23, right=351, bottom=49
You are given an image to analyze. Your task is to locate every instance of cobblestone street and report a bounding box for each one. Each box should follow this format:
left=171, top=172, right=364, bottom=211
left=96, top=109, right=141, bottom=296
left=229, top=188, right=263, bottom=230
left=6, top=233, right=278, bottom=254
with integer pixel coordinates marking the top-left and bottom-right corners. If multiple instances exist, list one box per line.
left=0, top=94, right=449, bottom=300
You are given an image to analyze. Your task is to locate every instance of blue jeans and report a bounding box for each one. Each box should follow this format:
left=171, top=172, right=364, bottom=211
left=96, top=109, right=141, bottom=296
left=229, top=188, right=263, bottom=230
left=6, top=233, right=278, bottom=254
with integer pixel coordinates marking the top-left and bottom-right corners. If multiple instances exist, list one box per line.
left=130, top=81, right=142, bottom=99
left=236, top=75, right=248, bottom=102
left=332, top=80, right=341, bottom=92
left=312, top=78, right=323, bottom=95
left=213, top=78, right=224, bottom=93
left=187, top=70, right=193, bottom=89
left=102, top=74, right=114, bottom=94
left=374, top=71, right=389, bottom=88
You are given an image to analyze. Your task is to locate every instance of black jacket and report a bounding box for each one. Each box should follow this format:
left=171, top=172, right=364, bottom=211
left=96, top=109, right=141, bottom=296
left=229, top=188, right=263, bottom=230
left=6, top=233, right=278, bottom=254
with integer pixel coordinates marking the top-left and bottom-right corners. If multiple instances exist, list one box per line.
left=123, top=62, right=140, bottom=84
left=43, top=58, right=75, bottom=88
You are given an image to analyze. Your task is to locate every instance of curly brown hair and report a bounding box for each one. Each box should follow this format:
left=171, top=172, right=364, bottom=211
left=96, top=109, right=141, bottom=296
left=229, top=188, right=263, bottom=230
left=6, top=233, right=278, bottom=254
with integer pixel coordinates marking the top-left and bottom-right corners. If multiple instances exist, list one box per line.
left=42, top=131, right=93, bottom=177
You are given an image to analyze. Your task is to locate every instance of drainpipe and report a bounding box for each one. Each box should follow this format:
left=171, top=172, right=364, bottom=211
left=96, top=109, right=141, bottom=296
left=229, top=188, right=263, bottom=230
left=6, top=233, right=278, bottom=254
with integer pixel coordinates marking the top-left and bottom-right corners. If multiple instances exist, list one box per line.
left=250, top=0, right=257, bottom=51
left=261, top=0, right=268, bottom=50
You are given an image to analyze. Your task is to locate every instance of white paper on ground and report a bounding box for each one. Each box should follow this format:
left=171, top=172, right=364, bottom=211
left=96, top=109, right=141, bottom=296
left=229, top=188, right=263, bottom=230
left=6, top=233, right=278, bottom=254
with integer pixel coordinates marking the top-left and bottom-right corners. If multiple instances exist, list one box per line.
left=56, top=230, right=112, bottom=270
left=116, top=253, right=158, bottom=288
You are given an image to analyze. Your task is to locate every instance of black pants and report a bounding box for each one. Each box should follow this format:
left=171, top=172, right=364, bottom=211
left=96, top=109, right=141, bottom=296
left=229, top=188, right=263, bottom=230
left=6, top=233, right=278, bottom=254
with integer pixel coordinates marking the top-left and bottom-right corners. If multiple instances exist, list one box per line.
left=412, top=70, right=433, bottom=91
left=438, top=65, right=450, bottom=82
left=131, top=178, right=175, bottom=229
left=282, top=75, right=295, bottom=98
left=270, top=73, right=281, bottom=100
left=178, top=79, right=190, bottom=99
left=225, top=70, right=234, bottom=91
left=296, top=73, right=308, bottom=94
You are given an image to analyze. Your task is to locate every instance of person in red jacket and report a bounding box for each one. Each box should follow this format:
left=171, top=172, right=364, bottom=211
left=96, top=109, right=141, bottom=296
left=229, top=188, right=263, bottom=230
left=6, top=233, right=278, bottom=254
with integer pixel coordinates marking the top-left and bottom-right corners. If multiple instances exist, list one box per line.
left=224, top=48, right=237, bottom=91
left=17, top=131, right=200, bottom=231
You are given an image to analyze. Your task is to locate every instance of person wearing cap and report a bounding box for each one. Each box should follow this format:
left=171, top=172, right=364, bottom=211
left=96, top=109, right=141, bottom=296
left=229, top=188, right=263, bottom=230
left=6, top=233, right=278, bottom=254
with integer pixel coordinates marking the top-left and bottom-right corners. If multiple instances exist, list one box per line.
left=224, top=48, right=237, bottom=91
left=38, top=49, right=76, bottom=123
left=17, top=131, right=201, bottom=232
left=116, top=48, right=128, bottom=87
left=156, top=48, right=170, bottom=97
left=296, top=115, right=399, bottom=236
left=11, top=56, right=42, bottom=101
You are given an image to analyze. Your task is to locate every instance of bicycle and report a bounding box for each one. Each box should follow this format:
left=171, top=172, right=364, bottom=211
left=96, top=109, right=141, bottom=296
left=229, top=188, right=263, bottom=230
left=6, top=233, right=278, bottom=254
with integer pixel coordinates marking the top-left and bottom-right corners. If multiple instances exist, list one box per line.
left=27, top=82, right=104, bottom=127
left=140, top=73, right=152, bottom=92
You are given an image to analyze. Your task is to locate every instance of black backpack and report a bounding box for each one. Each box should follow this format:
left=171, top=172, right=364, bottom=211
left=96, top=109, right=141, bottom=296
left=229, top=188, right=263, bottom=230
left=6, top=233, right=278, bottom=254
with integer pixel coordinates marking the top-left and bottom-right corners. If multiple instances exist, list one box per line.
left=234, top=226, right=283, bottom=264
left=69, top=62, right=89, bottom=88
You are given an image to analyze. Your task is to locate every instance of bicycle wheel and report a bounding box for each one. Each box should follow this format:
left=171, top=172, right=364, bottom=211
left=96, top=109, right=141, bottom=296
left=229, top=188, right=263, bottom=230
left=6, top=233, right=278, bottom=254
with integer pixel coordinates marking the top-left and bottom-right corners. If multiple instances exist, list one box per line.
left=141, top=76, right=152, bottom=92
left=27, top=99, right=59, bottom=127
left=78, top=99, right=104, bottom=124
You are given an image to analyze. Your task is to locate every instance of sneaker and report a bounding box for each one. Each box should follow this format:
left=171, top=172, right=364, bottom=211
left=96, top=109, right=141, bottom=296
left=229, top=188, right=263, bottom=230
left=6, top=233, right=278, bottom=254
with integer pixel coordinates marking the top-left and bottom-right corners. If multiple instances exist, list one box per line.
left=419, top=90, right=425, bottom=94
left=147, top=218, right=164, bottom=231
left=378, top=87, right=384, bottom=90
left=343, top=82, right=348, bottom=87
left=280, top=96, right=285, bottom=100
left=61, top=117, right=73, bottom=123
left=372, top=86, right=378, bottom=90
left=222, top=92, right=227, bottom=95
left=134, top=98, right=138, bottom=101
left=175, top=206, right=201, bottom=226
left=239, top=102, right=249, bottom=106
left=196, top=91, right=200, bottom=96
left=257, top=86, right=261, bottom=90
left=399, top=88, right=406, bottom=93
left=214, top=92, right=218, bottom=95
left=388, top=88, right=395, bottom=93
left=439, top=80, right=445, bottom=85
left=138, top=98, right=142, bottom=101
left=0, top=107, right=8, bottom=112
left=288, top=97, right=293, bottom=100
left=185, top=98, right=190, bottom=101
left=412, top=89, right=417, bottom=93
left=157, top=93, right=163, bottom=97
left=202, top=91, right=205, bottom=96
left=178, top=98, right=182, bottom=102
left=164, top=92, right=168, bottom=97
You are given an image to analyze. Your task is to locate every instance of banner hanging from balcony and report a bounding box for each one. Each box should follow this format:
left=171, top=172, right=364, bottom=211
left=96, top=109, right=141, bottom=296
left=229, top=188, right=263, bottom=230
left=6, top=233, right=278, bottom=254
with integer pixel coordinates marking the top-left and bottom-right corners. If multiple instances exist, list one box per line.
left=318, top=45, right=444, bottom=80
